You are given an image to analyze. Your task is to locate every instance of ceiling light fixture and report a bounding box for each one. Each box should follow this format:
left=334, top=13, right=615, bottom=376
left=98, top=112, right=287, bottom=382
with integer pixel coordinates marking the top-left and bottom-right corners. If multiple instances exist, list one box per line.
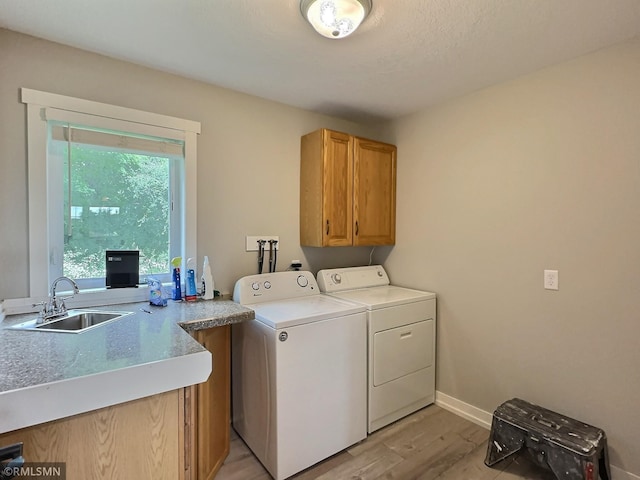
left=300, top=0, right=372, bottom=39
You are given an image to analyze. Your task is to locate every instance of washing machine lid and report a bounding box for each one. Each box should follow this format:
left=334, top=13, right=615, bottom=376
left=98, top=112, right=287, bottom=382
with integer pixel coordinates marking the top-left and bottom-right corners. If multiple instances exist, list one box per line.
left=248, top=295, right=366, bottom=329
left=327, top=285, right=436, bottom=310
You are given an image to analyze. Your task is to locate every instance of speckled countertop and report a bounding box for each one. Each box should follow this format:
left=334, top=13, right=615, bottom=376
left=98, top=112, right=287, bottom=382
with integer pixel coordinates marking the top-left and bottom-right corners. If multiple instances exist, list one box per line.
left=0, top=298, right=254, bottom=434
left=170, top=298, right=255, bottom=332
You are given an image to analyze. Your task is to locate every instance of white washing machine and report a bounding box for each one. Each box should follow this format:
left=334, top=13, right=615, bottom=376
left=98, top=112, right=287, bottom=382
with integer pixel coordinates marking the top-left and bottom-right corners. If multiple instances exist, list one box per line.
left=317, top=265, right=436, bottom=433
left=232, top=271, right=367, bottom=480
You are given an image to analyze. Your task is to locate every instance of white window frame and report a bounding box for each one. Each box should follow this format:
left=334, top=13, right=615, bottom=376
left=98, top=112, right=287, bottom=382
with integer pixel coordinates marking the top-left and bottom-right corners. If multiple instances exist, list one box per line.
left=47, top=114, right=185, bottom=289
left=21, top=88, right=200, bottom=308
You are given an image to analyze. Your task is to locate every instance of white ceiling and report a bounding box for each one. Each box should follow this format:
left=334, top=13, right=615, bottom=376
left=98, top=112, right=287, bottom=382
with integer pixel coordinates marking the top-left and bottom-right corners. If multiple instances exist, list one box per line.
left=2, top=0, right=640, bottom=122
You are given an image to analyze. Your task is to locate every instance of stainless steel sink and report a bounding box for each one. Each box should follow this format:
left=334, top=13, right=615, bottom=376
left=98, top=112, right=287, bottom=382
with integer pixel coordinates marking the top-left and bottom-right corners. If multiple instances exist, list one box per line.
left=6, top=309, right=133, bottom=334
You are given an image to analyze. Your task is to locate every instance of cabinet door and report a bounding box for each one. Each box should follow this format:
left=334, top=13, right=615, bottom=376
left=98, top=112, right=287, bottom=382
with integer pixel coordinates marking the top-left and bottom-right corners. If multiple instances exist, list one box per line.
left=0, top=391, right=181, bottom=479
left=323, top=130, right=353, bottom=246
left=190, top=325, right=231, bottom=480
left=353, top=138, right=397, bottom=245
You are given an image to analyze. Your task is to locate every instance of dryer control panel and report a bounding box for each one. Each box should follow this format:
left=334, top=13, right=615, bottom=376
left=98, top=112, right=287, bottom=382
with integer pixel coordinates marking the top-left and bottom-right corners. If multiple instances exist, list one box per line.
left=317, top=265, right=390, bottom=292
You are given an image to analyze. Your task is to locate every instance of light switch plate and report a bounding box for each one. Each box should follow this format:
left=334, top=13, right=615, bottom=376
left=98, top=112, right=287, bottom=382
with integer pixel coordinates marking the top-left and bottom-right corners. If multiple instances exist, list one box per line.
left=544, top=270, right=559, bottom=290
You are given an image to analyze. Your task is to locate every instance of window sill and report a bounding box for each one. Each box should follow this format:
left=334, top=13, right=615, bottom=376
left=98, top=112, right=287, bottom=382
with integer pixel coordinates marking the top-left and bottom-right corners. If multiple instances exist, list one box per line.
left=3, top=286, right=150, bottom=316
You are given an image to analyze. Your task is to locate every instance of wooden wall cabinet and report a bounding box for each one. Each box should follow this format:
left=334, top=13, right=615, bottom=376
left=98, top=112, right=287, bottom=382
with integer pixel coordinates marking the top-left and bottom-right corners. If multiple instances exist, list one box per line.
left=183, top=324, right=231, bottom=480
left=300, top=128, right=397, bottom=247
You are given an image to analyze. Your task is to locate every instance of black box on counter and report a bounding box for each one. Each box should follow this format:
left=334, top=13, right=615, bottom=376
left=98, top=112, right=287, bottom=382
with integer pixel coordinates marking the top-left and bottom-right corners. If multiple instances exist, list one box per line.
left=106, top=250, right=139, bottom=288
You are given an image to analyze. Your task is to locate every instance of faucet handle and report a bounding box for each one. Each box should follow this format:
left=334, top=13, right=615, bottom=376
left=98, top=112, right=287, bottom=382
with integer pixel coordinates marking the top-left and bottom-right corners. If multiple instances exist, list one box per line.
left=58, top=294, right=75, bottom=313
left=32, top=301, right=46, bottom=322
left=56, top=297, right=71, bottom=315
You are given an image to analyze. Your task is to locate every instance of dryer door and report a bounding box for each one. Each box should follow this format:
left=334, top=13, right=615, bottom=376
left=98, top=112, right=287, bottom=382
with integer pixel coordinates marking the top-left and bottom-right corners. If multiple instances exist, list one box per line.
left=373, top=319, right=433, bottom=386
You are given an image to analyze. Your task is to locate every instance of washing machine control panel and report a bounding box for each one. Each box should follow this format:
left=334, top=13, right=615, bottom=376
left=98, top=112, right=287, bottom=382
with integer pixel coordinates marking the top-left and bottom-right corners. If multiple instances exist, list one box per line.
left=233, top=271, right=318, bottom=304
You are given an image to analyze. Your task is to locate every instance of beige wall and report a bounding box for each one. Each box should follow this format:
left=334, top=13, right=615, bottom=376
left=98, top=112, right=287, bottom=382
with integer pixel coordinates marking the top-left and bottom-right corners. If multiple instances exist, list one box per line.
left=384, top=38, right=640, bottom=474
left=0, top=28, right=386, bottom=299
left=2, top=26, right=639, bottom=476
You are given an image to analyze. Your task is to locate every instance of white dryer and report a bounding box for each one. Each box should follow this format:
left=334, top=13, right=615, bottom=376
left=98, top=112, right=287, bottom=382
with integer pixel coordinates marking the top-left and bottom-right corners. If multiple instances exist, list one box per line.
left=232, top=271, right=367, bottom=480
left=317, top=265, right=436, bottom=433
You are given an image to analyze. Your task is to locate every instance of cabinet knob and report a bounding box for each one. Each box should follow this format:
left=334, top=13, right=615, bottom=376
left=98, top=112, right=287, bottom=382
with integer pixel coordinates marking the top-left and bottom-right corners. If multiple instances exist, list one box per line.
left=326, top=220, right=330, bottom=235
left=355, top=221, right=359, bottom=236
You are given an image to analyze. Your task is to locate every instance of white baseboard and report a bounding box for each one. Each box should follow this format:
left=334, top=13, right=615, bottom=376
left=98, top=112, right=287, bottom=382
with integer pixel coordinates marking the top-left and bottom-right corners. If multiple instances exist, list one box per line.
left=611, top=466, right=640, bottom=480
left=435, top=390, right=493, bottom=429
left=434, top=391, right=639, bottom=480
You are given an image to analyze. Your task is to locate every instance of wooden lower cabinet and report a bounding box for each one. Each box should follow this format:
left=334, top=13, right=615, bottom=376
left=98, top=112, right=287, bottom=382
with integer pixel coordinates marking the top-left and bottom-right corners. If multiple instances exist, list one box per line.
left=183, top=324, right=231, bottom=480
left=0, top=325, right=232, bottom=480
left=0, top=390, right=181, bottom=479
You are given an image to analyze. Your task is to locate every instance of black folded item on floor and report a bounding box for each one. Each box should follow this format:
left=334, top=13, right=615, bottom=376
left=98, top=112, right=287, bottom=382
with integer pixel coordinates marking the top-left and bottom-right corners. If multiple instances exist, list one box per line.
left=484, top=398, right=610, bottom=480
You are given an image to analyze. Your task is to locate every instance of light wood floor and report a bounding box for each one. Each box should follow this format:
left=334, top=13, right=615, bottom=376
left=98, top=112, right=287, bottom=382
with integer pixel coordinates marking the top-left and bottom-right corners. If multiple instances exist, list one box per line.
left=216, top=405, right=557, bottom=480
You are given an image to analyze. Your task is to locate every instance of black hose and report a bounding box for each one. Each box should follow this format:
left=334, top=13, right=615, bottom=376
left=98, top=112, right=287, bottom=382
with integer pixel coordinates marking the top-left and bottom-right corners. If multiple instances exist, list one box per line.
left=272, top=240, right=278, bottom=272
left=258, top=239, right=266, bottom=274
left=268, top=240, right=274, bottom=273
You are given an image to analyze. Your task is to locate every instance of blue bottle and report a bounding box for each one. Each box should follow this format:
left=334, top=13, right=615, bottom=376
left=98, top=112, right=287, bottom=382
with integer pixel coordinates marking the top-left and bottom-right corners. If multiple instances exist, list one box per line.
left=185, top=258, right=197, bottom=301
left=172, top=267, right=182, bottom=301
left=171, top=257, right=182, bottom=301
left=186, top=269, right=197, bottom=301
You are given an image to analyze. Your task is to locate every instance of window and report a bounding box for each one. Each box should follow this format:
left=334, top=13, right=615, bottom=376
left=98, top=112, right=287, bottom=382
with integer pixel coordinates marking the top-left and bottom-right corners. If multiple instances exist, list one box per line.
left=22, top=89, right=199, bottom=303
left=49, top=122, right=183, bottom=289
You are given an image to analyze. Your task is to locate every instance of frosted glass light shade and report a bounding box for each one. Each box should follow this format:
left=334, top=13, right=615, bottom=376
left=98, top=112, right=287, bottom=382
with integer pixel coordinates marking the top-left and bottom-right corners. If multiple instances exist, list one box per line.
left=300, top=0, right=372, bottom=39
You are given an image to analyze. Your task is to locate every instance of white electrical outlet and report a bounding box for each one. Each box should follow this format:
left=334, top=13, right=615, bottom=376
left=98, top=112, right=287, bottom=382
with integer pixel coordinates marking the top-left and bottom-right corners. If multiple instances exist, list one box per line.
left=544, top=270, right=559, bottom=290
left=246, top=236, right=279, bottom=252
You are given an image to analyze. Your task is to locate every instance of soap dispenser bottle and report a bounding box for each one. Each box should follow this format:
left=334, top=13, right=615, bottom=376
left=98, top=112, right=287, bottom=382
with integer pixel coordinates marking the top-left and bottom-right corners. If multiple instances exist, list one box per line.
left=185, top=258, right=197, bottom=302
left=171, top=257, right=182, bottom=301
left=201, top=256, right=214, bottom=300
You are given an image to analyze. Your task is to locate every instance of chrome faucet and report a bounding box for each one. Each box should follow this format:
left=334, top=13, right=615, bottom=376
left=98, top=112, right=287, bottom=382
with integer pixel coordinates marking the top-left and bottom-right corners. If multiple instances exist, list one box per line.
left=36, top=276, right=80, bottom=323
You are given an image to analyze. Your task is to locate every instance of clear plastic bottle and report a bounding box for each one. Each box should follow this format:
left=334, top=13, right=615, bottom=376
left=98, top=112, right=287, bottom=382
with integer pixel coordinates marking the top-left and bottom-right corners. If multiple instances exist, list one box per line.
left=201, top=256, right=214, bottom=300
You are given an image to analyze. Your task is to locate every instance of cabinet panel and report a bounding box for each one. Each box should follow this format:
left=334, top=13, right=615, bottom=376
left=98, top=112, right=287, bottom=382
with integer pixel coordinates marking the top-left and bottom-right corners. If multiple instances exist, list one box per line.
left=353, top=138, right=396, bottom=246
left=189, top=325, right=231, bottom=480
left=300, top=129, right=325, bottom=246
left=323, top=130, right=353, bottom=246
left=0, top=391, right=180, bottom=479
